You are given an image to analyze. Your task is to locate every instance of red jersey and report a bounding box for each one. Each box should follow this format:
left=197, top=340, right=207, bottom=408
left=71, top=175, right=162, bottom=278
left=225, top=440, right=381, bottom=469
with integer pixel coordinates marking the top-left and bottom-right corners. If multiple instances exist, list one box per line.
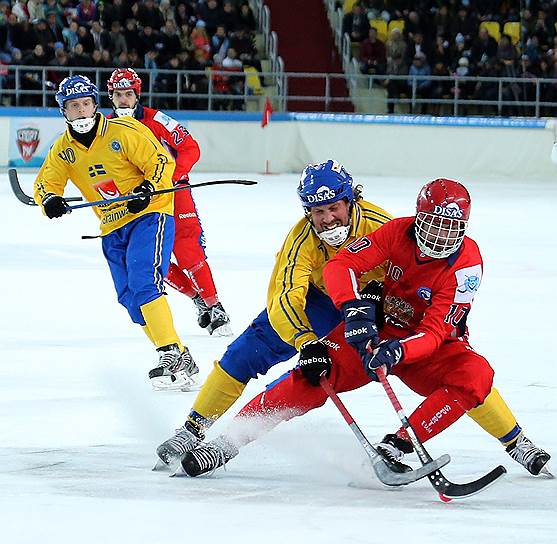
left=323, top=216, right=483, bottom=363
left=108, top=105, right=201, bottom=181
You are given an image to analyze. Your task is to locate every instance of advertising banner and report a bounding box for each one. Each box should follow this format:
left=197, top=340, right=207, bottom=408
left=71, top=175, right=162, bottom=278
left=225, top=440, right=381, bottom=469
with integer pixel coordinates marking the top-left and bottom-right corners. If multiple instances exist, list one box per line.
left=9, top=117, right=67, bottom=167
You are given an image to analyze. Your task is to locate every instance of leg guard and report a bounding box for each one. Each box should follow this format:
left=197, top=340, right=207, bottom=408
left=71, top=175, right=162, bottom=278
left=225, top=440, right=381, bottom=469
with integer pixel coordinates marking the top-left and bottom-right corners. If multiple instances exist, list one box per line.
left=165, top=262, right=197, bottom=298
left=467, top=387, right=521, bottom=446
left=189, top=361, right=247, bottom=426
left=140, top=296, right=183, bottom=350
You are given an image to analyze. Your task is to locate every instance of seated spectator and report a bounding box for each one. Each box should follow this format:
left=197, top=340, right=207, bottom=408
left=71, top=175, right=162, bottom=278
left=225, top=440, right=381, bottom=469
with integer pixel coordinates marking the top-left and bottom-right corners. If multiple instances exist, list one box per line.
left=77, top=25, right=95, bottom=55
left=108, top=21, right=127, bottom=60
left=471, top=27, right=498, bottom=65
left=160, top=20, right=181, bottom=62
left=127, top=48, right=143, bottom=69
left=211, top=24, right=230, bottom=64
left=90, top=21, right=110, bottom=53
left=100, top=0, right=132, bottom=28
left=12, top=0, right=29, bottom=23
left=222, top=1, right=239, bottom=34
left=124, top=19, right=142, bottom=54
left=198, top=0, right=224, bottom=37
left=76, top=0, right=97, bottom=28
left=34, top=18, right=55, bottom=53
left=497, top=34, right=517, bottom=66
left=222, top=47, right=243, bottom=70
left=191, top=21, right=211, bottom=62
left=360, top=27, right=386, bottom=76
left=27, top=0, right=45, bottom=23
left=429, top=61, right=451, bottom=115
left=450, top=6, right=478, bottom=43
left=408, top=52, right=431, bottom=112
left=175, top=2, right=195, bottom=29
left=432, top=34, right=451, bottom=68
left=45, top=12, right=64, bottom=45
left=237, top=1, right=256, bottom=34
left=68, top=43, right=93, bottom=66
left=21, top=43, right=47, bottom=105
left=63, top=21, right=79, bottom=51
left=383, top=28, right=408, bottom=114
left=342, top=2, right=369, bottom=43
left=135, top=0, right=164, bottom=31
left=179, top=23, right=195, bottom=53
left=12, top=19, right=37, bottom=54
left=138, top=25, right=161, bottom=57
left=406, top=32, right=431, bottom=66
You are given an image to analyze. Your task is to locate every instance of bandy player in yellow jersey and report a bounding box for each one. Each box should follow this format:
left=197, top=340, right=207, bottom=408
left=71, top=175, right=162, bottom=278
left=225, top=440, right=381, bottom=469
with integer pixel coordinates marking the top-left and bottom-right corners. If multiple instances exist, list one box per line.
left=34, top=75, right=199, bottom=391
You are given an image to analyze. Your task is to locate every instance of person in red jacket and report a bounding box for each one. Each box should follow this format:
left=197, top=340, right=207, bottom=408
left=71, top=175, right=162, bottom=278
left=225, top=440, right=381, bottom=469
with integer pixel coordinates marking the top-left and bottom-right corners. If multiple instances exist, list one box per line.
left=107, top=69, right=232, bottom=339
left=178, top=178, right=551, bottom=480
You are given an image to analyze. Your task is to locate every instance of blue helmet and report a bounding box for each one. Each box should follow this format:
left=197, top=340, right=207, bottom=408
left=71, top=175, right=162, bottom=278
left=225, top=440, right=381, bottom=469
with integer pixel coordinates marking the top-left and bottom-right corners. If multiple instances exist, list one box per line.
left=55, top=75, right=99, bottom=110
left=297, top=160, right=354, bottom=208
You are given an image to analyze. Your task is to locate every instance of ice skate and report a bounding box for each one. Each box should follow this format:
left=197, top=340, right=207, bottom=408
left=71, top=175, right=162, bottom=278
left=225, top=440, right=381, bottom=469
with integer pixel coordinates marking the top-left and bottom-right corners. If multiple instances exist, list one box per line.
left=192, top=294, right=211, bottom=329
left=149, top=344, right=200, bottom=392
left=177, top=435, right=239, bottom=477
left=506, top=433, right=553, bottom=477
left=374, top=434, right=414, bottom=474
left=206, top=302, right=233, bottom=336
left=154, top=421, right=204, bottom=471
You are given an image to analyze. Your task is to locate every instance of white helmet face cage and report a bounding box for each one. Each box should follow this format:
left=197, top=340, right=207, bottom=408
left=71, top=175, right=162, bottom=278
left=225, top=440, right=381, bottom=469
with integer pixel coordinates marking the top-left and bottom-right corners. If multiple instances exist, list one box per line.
left=415, top=212, right=467, bottom=258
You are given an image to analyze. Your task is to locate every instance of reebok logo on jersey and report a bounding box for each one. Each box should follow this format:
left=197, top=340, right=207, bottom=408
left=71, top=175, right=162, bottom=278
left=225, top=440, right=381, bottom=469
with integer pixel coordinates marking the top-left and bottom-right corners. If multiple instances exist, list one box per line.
left=178, top=212, right=197, bottom=219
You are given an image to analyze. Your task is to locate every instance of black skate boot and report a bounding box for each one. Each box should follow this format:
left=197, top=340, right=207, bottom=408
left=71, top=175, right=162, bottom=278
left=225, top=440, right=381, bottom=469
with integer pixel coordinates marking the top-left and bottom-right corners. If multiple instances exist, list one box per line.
left=149, top=344, right=200, bottom=391
left=506, top=433, right=552, bottom=476
left=192, top=294, right=211, bottom=329
left=375, top=433, right=414, bottom=473
left=207, top=302, right=232, bottom=336
left=155, top=421, right=204, bottom=469
left=180, top=435, right=239, bottom=477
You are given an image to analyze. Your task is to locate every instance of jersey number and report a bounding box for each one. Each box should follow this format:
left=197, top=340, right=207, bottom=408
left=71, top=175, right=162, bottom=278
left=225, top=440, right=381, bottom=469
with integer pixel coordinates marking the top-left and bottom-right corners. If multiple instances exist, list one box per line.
left=171, top=125, right=188, bottom=146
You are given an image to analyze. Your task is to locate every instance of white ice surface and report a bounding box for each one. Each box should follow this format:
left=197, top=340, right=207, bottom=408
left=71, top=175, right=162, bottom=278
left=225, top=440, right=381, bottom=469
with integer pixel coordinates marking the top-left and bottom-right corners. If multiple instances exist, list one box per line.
left=0, top=171, right=556, bottom=544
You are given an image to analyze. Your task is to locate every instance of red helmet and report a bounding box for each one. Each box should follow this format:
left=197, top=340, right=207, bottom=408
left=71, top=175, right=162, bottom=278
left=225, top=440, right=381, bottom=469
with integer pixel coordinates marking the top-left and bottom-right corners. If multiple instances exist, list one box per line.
left=107, top=68, right=142, bottom=97
left=415, top=178, right=471, bottom=258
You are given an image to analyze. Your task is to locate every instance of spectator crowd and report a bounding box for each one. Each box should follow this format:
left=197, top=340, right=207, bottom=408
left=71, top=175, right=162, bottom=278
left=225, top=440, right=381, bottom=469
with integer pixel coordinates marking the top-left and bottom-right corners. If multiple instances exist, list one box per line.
left=342, top=1, right=557, bottom=115
left=0, top=0, right=263, bottom=109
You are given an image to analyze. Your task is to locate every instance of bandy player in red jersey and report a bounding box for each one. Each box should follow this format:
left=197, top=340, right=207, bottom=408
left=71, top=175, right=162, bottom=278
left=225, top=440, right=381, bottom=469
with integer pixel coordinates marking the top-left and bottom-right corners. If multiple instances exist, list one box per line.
left=176, top=178, right=551, bottom=479
left=107, top=69, right=232, bottom=339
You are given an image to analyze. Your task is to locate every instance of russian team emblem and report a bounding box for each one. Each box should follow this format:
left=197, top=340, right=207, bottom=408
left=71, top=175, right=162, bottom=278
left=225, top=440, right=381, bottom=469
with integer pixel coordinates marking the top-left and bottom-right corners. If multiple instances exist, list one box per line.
left=16, top=126, right=40, bottom=162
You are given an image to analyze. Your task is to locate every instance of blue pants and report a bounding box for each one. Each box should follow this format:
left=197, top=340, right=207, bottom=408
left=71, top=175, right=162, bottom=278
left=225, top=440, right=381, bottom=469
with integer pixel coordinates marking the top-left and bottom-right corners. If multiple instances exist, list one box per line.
left=220, top=285, right=342, bottom=383
left=102, top=213, right=175, bottom=325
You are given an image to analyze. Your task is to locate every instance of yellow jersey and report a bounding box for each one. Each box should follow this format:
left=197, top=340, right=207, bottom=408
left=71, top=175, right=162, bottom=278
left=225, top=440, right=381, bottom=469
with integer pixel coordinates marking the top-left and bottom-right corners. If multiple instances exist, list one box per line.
left=34, top=113, right=176, bottom=235
left=267, top=199, right=393, bottom=350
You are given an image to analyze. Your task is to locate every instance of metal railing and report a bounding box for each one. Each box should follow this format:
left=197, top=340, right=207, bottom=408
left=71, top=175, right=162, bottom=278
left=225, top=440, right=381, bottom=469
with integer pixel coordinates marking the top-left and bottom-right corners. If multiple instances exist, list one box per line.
left=1, top=65, right=556, bottom=116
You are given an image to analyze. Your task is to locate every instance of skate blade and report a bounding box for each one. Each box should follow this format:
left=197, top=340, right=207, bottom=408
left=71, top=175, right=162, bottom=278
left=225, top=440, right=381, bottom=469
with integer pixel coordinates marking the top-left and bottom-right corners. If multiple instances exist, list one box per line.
left=169, top=463, right=188, bottom=477
left=539, top=464, right=555, bottom=478
left=209, top=323, right=233, bottom=337
left=152, top=458, right=172, bottom=472
left=151, top=373, right=199, bottom=392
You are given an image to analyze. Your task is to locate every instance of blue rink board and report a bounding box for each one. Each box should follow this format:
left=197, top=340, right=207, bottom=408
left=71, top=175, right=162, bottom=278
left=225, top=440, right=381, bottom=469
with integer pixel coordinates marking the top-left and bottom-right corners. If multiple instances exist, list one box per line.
left=0, top=107, right=548, bottom=129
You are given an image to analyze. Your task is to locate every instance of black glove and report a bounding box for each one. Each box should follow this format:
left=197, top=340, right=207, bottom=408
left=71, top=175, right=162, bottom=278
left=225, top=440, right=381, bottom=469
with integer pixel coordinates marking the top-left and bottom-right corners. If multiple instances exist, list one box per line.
left=298, top=340, right=332, bottom=386
left=42, top=193, right=69, bottom=218
left=341, top=298, right=380, bottom=353
left=127, top=180, right=154, bottom=214
left=363, top=339, right=404, bottom=381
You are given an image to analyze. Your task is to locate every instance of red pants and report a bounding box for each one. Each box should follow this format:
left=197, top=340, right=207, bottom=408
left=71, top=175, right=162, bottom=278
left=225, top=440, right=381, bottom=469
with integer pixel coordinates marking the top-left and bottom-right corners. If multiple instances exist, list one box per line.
left=164, top=188, right=218, bottom=303
left=236, top=322, right=494, bottom=445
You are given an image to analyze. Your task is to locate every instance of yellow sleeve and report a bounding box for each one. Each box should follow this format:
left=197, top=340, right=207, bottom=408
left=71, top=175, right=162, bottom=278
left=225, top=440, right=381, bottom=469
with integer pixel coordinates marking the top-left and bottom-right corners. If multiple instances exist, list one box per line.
left=112, top=118, right=175, bottom=190
left=33, top=142, right=70, bottom=209
left=267, top=222, right=318, bottom=351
